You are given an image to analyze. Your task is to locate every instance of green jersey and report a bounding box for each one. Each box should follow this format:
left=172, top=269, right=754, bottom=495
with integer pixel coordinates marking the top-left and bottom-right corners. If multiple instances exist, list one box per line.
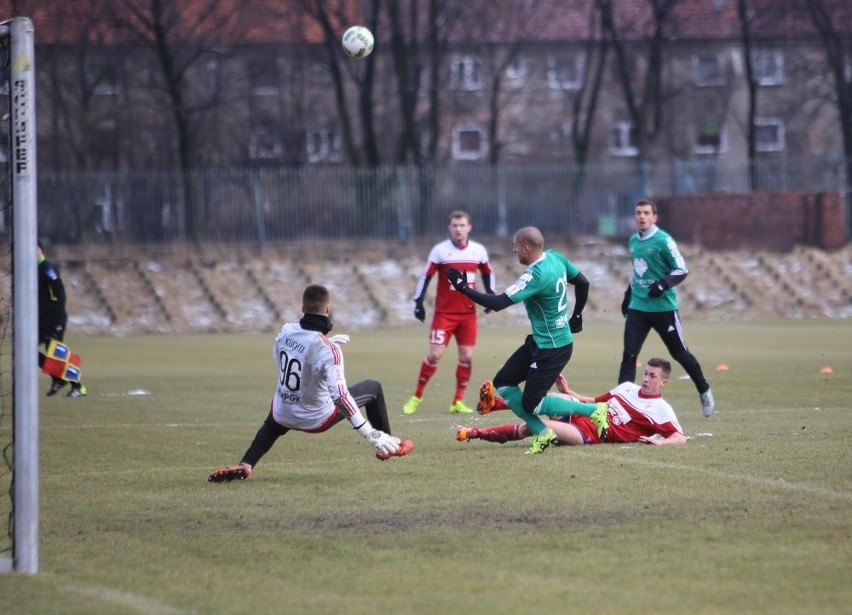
left=505, top=249, right=581, bottom=348
left=628, top=226, right=687, bottom=312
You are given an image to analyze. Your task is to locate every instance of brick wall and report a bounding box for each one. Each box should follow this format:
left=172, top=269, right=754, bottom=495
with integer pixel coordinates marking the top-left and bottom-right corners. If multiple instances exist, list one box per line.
left=655, top=192, right=847, bottom=252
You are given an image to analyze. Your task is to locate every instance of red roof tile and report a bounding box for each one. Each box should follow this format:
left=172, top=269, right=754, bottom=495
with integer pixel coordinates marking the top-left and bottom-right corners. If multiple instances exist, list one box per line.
left=2, top=0, right=850, bottom=46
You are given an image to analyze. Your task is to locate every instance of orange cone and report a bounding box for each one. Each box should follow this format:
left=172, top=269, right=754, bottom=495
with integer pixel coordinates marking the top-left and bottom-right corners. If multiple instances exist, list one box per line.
left=716, top=363, right=729, bottom=371
left=820, top=366, right=833, bottom=374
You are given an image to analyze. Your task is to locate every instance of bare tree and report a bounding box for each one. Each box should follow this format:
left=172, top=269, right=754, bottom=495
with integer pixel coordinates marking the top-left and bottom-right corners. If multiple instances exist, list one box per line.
left=737, top=0, right=783, bottom=190
left=113, top=0, right=241, bottom=242
left=598, top=0, right=683, bottom=162
left=383, top=0, right=469, bottom=234
left=300, top=0, right=383, bottom=167
left=8, top=0, right=128, bottom=242
left=804, top=0, right=852, bottom=234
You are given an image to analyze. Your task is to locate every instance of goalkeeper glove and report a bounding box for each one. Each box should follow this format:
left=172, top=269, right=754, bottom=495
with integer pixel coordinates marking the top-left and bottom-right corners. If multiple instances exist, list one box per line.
left=355, top=420, right=401, bottom=457
left=621, top=287, right=632, bottom=316
left=569, top=313, right=583, bottom=333
left=413, top=300, right=426, bottom=322
left=446, top=268, right=468, bottom=292
left=367, top=430, right=402, bottom=457
left=648, top=280, right=668, bottom=298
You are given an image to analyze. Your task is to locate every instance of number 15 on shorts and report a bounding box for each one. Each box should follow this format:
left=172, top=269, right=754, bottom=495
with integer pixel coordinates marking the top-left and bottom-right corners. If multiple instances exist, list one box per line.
left=430, top=329, right=447, bottom=345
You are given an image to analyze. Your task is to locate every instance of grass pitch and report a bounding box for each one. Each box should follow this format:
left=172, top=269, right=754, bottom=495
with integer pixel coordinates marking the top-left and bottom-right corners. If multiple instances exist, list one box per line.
left=1, top=319, right=850, bottom=614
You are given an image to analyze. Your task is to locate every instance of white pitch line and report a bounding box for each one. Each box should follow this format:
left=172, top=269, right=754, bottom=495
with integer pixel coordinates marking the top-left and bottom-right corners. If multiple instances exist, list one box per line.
left=588, top=450, right=852, bottom=501
left=65, top=583, right=193, bottom=615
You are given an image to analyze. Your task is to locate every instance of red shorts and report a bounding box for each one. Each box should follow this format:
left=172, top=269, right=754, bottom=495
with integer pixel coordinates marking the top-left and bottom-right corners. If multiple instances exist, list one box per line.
left=555, top=415, right=601, bottom=444
left=430, top=312, right=478, bottom=347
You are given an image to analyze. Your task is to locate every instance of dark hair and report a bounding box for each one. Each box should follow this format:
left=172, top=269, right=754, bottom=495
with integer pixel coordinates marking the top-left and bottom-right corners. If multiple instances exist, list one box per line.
left=647, top=357, right=672, bottom=378
left=635, top=199, right=658, bottom=214
left=302, top=284, right=330, bottom=314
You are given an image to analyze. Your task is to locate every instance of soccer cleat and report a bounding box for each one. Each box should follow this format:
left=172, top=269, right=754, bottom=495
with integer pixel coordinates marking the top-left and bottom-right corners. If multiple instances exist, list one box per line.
left=46, top=379, right=67, bottom=397
left=208, top=464, right=252, bottom=482
left=700, top=388, right=715, bottom=417
left=376, top=439, right=415, bottom=461
left=525, top=428, right=558, bottom=455
left=449, top=400, right=473, bottom=414
left=476, top=381, right=496, bottom=415
left=590, top=402, right=610, bottom=436
left=403, top=396, right=422, bottom=415
left=67, top=384, right=88, bottom=399
left=455, top=426, right=479, bottom=442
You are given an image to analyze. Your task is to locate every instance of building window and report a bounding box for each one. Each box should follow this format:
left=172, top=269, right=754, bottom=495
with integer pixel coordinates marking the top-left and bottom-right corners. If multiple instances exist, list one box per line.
left=506, top=56, right=528, bottom=81
left=550, top=122, right=573, bottom=156
left=249, top=130, right=283, bottom=160
left=249, top=60, right=279, bottom=96
left=609, top=121, right=638, bottom=157
left=452, top=124, right=487, bottom=160
left=306, top=130, right=342, bottom=163
left=86, top=60, right=119, bottom=96
left=754, top=118, right=785, bottom=152
left=695, top=124, right=728, bottom=155
left=547, top=55, right=585, bottom=91
left=451, top=55, right=484, bottom=91
left=693, top=54, right=727, bottom=87
left=752, top=49, right=784, bottom=86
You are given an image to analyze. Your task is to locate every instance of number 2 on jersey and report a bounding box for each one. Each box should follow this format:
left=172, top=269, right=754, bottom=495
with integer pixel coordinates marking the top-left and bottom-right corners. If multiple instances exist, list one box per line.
left=556, top=274, right=568, bottom=312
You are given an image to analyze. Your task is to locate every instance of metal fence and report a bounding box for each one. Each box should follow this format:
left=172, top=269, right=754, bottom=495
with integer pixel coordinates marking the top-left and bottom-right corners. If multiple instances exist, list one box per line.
left=21, top=155, right=852, bottom=246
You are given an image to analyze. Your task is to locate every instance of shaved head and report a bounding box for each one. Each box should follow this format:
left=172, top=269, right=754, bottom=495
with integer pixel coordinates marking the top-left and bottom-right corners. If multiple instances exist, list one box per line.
left=512, top=226, right=545, bottom=266
left=514, top=226, right=544, bottom=249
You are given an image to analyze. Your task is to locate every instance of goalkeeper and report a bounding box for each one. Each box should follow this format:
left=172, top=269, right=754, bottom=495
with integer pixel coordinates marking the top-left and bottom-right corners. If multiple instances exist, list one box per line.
left=209, top=284, right=413, bottom=482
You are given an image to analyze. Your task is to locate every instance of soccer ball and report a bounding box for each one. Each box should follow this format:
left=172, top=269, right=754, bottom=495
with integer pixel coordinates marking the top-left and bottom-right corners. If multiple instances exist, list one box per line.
left=342, top=26, right=374, bottom=59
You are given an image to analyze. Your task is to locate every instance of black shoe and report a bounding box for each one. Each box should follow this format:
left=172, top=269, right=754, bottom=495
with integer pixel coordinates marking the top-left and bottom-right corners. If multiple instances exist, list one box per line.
left=46, top=379, right=67, bottom=397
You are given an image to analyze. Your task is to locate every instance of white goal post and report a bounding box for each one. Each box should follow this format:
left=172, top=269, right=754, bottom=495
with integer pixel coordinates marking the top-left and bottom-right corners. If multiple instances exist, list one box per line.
left=0, top=15, right=39, bottom=575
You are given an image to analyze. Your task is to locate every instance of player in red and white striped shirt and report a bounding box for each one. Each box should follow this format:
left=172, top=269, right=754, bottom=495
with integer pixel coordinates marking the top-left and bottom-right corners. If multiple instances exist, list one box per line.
left=404, top=211, right=494, bottom=415
left=457, top=358, right=686, bottom=447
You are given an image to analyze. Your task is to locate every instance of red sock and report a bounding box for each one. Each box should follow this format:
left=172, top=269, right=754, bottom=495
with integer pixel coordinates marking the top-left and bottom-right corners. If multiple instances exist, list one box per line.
left=475, top=424, right=525, bottom=443
left=454, top=361, right=471, bottom=403
left=414, top=358, right=438, bottom=398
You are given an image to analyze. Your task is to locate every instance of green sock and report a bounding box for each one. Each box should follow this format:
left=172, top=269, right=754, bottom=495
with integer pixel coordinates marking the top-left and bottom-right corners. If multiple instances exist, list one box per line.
left=498, top=385, right=549, bottom=436
left=538, top=395, right=598, bottom=418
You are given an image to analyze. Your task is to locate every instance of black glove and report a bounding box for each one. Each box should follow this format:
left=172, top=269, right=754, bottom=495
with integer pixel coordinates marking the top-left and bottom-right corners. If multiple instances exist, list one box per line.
left=569, top=313, right=583, bottom=334
left=446, top=268, right=468, bottom=292
left=621, top=288, right=631, bottom=316
left=413, top=301, right=425, bottom=322
left=648, top=280, right=668, bottom=298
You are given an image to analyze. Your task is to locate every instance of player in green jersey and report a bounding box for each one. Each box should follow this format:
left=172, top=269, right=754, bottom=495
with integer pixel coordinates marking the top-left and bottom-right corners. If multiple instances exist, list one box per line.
left=447, top=226, right=590, bottom=454
left=620, top=199, right=715, bottom=417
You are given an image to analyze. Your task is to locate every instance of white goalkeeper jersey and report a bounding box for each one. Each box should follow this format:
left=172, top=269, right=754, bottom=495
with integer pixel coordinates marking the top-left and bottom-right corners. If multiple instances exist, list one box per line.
left=270, top=321, right=364, bottom=431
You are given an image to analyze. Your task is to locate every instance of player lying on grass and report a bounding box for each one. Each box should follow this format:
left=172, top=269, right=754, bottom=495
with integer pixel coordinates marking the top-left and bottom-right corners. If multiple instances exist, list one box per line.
left=457, top=357, right=686, bottom=447
left=209, top=284, right=413, bottom=482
